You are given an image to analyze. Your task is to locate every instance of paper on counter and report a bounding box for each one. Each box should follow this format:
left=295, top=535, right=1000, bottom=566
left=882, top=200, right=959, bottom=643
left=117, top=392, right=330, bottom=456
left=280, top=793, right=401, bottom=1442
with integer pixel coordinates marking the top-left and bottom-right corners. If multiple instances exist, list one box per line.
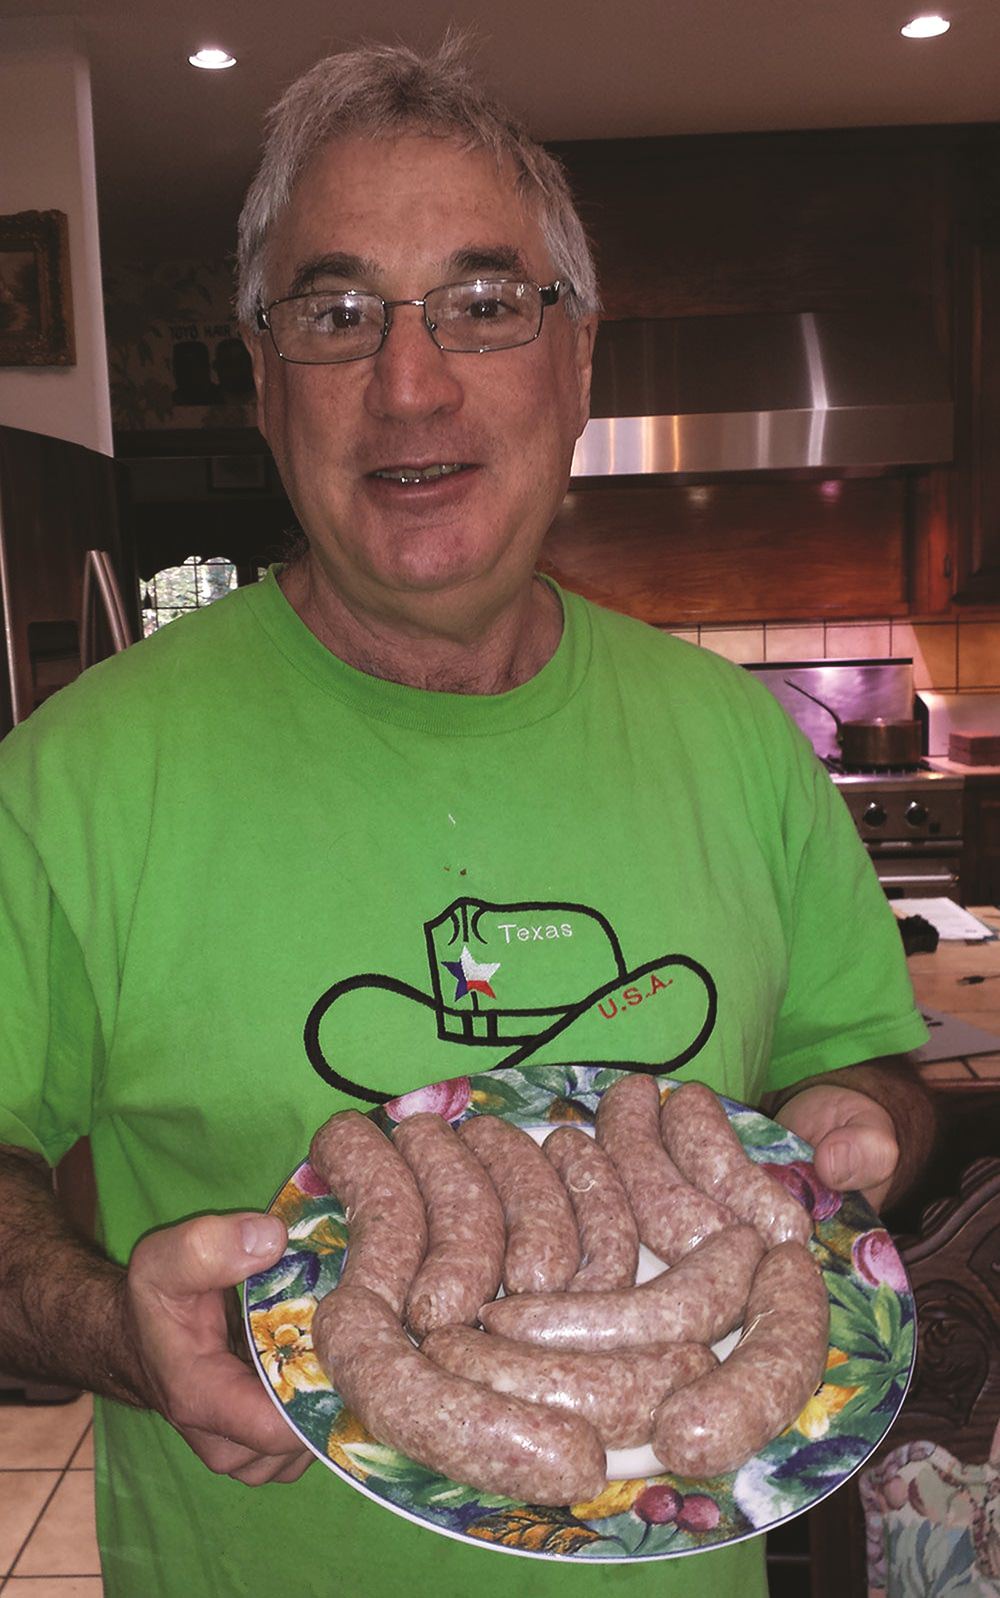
left=890, top=898, right=998, bottom=941
left=909, top=1006, right=1000, bottom=1063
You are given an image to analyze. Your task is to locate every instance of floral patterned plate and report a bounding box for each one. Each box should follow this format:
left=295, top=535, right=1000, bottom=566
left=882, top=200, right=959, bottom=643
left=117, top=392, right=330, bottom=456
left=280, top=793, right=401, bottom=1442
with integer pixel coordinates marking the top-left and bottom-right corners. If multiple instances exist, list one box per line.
left=243, top=1065, right=915, bottom=1562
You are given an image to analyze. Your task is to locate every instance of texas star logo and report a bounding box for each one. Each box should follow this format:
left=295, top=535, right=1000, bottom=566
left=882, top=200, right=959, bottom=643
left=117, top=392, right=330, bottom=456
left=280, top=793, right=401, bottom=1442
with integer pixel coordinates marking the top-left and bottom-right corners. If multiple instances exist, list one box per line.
left=442, top=944, right=500, bottom=1002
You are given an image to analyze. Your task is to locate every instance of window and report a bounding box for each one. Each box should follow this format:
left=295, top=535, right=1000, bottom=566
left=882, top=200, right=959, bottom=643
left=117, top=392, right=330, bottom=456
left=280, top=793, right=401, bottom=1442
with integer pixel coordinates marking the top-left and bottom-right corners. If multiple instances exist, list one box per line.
left=140, top=555, right=237, bottom=636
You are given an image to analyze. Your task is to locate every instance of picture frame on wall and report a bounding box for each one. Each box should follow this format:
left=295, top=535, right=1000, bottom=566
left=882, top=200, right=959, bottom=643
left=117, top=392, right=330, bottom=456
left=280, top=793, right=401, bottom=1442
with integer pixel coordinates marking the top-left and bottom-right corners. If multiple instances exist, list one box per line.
left=0, top=209, right=75, bottom=367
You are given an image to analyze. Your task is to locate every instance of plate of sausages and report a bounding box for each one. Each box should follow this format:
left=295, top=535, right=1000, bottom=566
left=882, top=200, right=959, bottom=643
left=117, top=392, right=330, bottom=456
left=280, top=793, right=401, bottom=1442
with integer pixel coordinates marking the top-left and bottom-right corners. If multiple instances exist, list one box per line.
left=244, top=1066, right=916, bottom=1562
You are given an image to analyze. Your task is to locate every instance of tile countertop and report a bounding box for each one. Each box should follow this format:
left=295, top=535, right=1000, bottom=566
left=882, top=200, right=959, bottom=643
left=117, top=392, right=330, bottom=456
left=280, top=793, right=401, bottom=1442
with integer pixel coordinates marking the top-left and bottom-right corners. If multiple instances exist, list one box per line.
left=907, top=904, right=1000, bottom=1087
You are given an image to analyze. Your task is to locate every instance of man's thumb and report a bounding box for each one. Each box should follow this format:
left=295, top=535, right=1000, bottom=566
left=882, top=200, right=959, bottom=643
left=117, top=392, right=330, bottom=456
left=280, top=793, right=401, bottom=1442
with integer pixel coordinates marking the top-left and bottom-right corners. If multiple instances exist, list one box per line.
left=814, top=1133, right=856, bottom=1190
left=236, top=1214, right=287, bottom=1261
left=135, top=1211, right=288, bottom=1295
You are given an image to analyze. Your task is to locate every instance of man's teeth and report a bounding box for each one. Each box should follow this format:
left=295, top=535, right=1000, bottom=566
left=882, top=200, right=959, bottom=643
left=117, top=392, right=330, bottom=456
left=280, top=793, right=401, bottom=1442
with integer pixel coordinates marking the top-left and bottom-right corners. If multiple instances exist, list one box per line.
left=374, top=463, right=466, bottom=485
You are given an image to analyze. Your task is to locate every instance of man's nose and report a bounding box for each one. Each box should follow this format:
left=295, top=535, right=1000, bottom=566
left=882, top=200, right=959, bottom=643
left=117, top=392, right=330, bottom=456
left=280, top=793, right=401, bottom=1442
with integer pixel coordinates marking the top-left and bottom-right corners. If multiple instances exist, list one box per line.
left=363, top=303, right=463, bottom=421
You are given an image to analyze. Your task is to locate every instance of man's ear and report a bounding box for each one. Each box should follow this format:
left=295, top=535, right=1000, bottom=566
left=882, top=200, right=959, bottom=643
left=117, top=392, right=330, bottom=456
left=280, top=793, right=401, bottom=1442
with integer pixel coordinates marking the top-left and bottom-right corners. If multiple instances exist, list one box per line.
left=571, top=314, right=598, bottom=440
left=243, top=327, right=271, bottom=443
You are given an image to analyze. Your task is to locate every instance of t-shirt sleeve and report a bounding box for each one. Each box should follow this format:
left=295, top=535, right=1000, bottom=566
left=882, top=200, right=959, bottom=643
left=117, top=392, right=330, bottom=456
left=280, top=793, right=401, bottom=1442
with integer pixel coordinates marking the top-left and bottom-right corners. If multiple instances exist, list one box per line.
left=764, top=734, right=929, bottom=1092
left=0, top=800, right=103, bottom=1166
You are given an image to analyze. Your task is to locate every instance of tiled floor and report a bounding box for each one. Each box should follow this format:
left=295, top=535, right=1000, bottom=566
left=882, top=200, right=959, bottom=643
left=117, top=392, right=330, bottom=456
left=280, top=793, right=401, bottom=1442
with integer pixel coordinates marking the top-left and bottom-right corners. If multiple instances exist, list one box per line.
left=0, top=1393, right=102, bottom=1595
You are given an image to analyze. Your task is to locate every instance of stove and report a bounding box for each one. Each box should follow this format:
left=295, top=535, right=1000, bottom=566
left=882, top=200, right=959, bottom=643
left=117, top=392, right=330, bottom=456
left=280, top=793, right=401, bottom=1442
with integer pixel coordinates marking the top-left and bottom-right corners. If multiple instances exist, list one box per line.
left=744, top=659, right=966, bottom=900
left=822, top=759, right=964, bottom=899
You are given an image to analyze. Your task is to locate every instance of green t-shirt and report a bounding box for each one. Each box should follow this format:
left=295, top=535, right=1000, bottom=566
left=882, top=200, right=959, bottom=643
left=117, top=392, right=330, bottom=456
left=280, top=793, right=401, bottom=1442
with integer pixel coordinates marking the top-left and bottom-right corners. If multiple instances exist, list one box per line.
left=0, top=573, right=927, bottom=1597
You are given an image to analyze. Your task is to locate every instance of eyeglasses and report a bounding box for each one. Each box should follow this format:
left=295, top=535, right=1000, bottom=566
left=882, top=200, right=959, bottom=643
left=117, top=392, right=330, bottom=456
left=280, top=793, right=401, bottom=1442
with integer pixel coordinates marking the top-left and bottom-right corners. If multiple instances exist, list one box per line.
left=255, top=277, right=569, bottom=365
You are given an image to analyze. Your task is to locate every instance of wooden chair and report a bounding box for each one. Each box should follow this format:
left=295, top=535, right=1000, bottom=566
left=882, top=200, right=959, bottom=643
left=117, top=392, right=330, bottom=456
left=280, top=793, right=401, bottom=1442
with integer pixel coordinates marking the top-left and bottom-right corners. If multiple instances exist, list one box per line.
left=807, top=1155, right=1000, bottom=1597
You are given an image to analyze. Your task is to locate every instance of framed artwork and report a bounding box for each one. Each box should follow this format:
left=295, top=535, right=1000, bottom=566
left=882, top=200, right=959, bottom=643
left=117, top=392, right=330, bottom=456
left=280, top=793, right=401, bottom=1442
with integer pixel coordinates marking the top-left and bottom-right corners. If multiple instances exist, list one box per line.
left=0, top=210, right=75, bottom=367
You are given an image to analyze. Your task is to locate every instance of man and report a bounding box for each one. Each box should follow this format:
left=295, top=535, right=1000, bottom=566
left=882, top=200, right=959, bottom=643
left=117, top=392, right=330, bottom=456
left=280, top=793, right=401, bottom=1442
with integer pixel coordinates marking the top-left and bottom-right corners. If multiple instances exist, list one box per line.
left=0, top=37, right=932, bottom=1598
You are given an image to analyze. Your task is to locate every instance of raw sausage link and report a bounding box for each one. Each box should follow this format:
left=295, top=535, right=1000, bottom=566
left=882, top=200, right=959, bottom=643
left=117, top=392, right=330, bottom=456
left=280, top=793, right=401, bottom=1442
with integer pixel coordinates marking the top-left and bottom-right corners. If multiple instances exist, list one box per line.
left=659, top=1080, right=812, bottom=1248
left=595, top=1073, right=733, bottom=1264
left=308, top=1110, right=427, bottom=1318
left=651, top=1240, right=830, bottom=1477
left=479, top=1223, right=765, bottom=1351
left=422, top=1324, right=717, bottom=1448
left=392, top=1112, right=506, bottom=1338
left=458, top=1115, right=581, bottom=1294
left=312, top=1284, right=607, bottom=1506
left=542, top=1125, right=639, bottom=1291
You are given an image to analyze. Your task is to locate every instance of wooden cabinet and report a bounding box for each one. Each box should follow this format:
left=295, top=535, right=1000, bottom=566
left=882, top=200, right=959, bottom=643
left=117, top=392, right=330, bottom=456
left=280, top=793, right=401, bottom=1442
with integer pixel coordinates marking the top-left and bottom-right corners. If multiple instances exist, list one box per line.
left=551, top=125, right=1000, bottom=623
left=951, top=212, right=1000, bottom=604
left=541, top=477, right=910, bottom=625
left=959, top=774, right=1000, bottom=906
left=554, top=128, right=942, bottom=321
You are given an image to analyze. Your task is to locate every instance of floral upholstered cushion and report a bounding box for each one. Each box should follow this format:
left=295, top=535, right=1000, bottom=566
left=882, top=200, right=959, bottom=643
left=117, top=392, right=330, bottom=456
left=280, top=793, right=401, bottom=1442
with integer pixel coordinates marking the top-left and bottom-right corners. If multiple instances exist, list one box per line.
left=860, top=1439, right=1000, bottom=1597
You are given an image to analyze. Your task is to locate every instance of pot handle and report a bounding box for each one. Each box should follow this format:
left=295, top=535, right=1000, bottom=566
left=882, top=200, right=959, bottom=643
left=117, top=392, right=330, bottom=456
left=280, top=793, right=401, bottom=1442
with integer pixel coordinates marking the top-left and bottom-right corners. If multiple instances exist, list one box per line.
left=783, top=678, right=844, bottom=734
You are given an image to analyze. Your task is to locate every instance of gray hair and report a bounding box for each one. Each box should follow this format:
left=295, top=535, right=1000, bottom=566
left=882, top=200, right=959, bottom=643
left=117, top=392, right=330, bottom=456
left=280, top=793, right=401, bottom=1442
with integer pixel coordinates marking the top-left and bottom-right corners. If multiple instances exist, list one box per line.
left=235, top=35, right=600, bottom=327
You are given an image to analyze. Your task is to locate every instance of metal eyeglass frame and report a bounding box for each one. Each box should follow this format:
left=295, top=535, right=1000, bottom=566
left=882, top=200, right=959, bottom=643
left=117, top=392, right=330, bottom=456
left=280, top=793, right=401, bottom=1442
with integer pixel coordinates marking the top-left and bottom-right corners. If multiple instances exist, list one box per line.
left=254, top=278, right=568, bottom=364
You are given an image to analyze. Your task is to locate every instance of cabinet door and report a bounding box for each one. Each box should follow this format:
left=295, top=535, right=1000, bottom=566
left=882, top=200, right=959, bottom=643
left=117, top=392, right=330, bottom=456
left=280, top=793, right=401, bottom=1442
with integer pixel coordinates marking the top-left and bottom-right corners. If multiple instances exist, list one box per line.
left=959, top=776, right=1000, bottom=906
left=952, top=228, right=1000, bottom=603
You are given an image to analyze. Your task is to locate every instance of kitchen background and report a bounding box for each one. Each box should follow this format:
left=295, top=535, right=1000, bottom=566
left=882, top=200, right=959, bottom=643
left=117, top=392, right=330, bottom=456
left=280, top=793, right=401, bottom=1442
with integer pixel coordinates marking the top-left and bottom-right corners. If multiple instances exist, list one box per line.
left=0, top=9, right=999, bottom=1595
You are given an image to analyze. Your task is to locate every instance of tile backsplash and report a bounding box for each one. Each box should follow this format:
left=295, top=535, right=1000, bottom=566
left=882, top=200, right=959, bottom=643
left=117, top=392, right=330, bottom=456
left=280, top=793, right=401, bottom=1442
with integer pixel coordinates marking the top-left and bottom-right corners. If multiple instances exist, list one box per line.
left=674, top=618, right=1000, bottom=693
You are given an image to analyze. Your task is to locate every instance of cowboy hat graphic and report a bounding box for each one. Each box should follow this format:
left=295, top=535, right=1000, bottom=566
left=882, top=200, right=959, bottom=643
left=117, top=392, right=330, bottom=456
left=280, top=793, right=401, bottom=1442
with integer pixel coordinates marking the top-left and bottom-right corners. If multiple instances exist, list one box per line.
left=304, top=896, right=717, bottom=1104
left=300, top=894, right=712, bottom=1105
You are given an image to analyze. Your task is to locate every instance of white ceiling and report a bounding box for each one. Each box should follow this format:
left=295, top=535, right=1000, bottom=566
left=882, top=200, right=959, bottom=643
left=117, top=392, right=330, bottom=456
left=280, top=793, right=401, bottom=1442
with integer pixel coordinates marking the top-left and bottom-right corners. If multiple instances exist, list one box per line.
left=3, top=0, right=999, bottom=261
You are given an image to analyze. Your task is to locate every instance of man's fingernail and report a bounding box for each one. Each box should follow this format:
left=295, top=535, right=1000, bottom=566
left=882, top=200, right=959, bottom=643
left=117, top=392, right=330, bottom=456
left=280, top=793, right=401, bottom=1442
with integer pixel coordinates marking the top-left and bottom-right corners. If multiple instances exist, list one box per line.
left=826, top=1143, right=851, bottom=1186
left=240, top=1216, right=283, bottom=1255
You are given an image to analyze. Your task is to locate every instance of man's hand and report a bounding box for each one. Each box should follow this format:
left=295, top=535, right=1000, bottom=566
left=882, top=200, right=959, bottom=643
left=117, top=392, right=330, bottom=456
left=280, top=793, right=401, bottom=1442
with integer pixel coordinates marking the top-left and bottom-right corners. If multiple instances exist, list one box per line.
left=125, top=1212, right=314, bottom=1486
left=767, top=1057, right=936, bottom=1214
left=773, top=1083, right=899, bottom=1210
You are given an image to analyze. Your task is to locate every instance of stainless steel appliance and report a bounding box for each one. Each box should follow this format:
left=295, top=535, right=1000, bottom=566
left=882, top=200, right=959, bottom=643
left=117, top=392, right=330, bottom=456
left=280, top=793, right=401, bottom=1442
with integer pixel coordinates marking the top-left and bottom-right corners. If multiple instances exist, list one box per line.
left=821, top=761, right=964, bottom=898
left=745, top=659, right=965, bottom=900
left=80, top=548, right=132, bottom=673
left=572, top=307, right=953, bottom=478
left=0, top=426, right=133, bottom=737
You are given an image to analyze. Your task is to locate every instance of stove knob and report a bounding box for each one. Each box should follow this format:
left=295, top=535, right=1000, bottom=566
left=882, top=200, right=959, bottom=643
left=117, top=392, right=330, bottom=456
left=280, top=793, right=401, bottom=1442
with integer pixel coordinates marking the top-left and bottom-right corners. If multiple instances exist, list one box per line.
left=905, top=800, right=929, bottom=827
left=863, top=802, right=887, bottom=828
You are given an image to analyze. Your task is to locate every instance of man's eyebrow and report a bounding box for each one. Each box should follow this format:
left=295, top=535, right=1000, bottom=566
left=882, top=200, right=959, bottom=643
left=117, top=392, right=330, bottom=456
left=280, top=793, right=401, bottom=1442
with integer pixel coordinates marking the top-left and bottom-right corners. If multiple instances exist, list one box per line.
left=282, top=244, right=534, bottom=300
left=285, top=252, right=380, bottom=296
left=447, top=245, right=532, bottom=279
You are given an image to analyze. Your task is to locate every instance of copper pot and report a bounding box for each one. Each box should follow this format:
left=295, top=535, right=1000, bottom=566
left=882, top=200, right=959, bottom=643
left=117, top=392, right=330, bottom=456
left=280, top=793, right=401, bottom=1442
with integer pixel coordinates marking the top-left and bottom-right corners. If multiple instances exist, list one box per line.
left=784, top=680, right=923, bottom=768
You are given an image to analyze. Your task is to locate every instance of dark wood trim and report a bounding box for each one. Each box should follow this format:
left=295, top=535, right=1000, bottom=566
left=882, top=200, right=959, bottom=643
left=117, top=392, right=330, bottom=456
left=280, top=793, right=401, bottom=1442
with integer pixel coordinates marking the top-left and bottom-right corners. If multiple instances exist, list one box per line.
left=807, top=1154, right=1000, bottom=1598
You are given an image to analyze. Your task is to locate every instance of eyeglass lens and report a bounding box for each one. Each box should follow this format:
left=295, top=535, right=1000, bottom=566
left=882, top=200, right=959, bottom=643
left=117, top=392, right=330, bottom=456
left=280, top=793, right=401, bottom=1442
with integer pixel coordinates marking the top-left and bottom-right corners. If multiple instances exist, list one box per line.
left=266, top=279, right=546, bottom=363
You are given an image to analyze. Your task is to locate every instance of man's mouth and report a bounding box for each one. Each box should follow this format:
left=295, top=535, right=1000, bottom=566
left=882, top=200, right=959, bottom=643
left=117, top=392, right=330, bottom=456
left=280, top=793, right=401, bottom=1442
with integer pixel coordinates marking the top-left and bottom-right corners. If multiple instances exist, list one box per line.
left=370, top=463, right=472, bottom=486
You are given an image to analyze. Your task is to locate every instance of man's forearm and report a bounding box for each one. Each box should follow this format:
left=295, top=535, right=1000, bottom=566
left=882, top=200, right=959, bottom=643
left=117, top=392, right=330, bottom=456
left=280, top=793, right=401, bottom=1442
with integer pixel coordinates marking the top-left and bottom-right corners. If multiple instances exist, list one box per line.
left=762, top=1057, right=937, bottom=1208
left=0, top=1146, right=150, bottom=1405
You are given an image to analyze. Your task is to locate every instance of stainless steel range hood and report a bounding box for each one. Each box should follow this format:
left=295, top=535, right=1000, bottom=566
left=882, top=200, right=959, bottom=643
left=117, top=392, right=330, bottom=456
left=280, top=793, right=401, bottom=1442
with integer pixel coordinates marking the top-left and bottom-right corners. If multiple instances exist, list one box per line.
left=571, top=307, right=953, bottom=477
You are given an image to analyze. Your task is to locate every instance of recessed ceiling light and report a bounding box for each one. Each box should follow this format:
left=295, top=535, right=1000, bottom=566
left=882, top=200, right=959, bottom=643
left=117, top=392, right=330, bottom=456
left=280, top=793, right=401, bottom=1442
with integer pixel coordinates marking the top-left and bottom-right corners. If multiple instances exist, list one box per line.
left=189, top=47, right=237, bottom=69
left=900, top=14, right=951, bottom=38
